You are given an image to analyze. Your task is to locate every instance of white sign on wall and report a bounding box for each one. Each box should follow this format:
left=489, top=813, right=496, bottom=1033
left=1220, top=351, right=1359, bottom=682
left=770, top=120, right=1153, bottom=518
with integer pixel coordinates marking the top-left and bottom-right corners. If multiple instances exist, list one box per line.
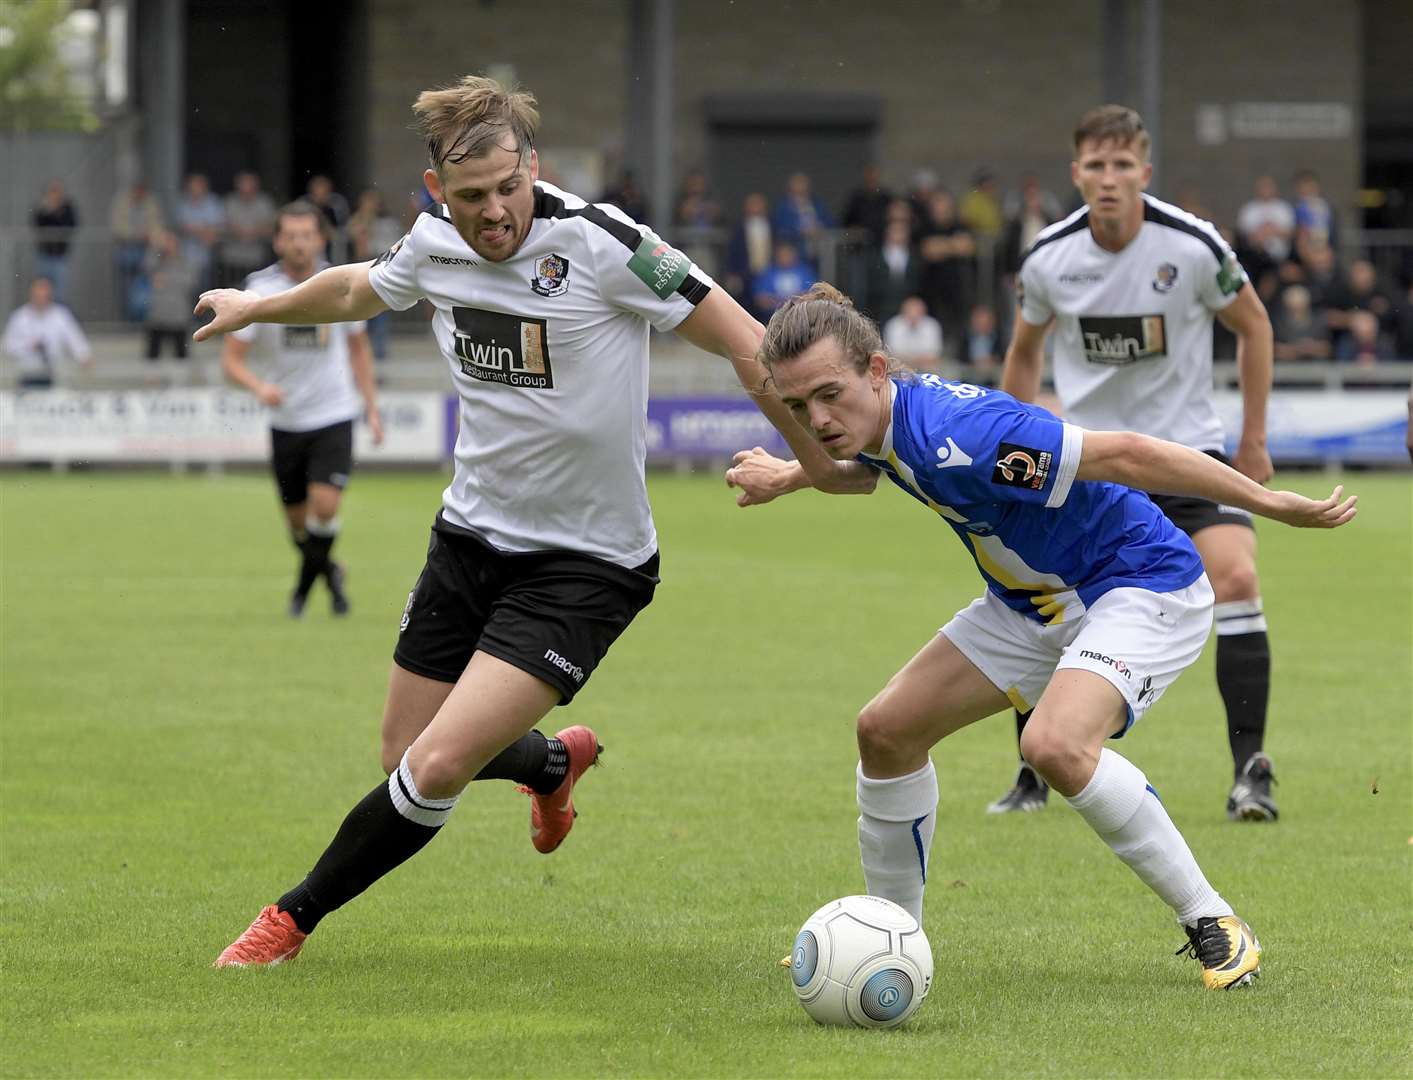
left=0, top=389, right=447, bottom=463
left=1196, top=102, right=1353, bottom=145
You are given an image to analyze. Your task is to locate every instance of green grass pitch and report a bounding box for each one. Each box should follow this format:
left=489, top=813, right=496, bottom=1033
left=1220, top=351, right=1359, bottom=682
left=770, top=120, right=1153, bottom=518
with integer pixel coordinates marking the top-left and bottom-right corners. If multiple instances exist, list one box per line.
left=2, top=468, right=1409, bottom=1078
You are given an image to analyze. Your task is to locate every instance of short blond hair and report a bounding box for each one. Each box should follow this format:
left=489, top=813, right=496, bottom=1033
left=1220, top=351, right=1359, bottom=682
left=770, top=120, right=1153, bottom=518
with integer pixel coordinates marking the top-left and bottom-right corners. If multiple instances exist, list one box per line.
left=1073, top=104, right=1151, bottom=159
left=413, top=74, right=539, bottom=171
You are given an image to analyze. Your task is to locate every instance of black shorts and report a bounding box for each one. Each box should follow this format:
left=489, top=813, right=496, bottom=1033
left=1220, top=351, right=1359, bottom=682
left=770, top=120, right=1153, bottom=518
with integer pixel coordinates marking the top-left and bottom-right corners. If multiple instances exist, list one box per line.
left=1148, top=450, right=1255, bottom=536
left=270, top=420, right=354, bottom=506
left=393, top=515, right=660, bottom=704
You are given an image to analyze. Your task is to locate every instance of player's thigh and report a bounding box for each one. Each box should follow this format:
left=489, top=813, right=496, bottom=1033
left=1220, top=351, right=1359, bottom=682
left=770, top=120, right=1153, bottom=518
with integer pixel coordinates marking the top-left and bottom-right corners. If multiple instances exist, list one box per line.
left=1049, top=577, right=1214, bottom=741
left=1189, top=524, right=1259, bottom=602
left=405, top=650, right=563, bottom=797
left=381, top=661, right=457, bottom=773
left=270, top=427, right=311, bottom=507
left=304, top=421, right=354, bottom=519
left=1022, top=668, right=1129, bottom=796
left=858, top=630, right=1011, bottom=754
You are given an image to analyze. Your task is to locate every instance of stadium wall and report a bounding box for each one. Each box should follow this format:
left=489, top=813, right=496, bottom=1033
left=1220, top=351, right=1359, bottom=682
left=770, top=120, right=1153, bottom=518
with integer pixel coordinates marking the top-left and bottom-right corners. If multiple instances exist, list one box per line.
left=361, top=0, right=1360, bottom=230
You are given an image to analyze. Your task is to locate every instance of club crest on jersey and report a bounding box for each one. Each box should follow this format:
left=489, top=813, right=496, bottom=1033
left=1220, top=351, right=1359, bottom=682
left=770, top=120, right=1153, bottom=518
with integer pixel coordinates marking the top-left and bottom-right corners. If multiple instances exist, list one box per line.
left=991, top=442, right=1051, bottom=491
left=1152, top=262, right=1179, bottom=293
left=530, top=253, right=570, bottom=297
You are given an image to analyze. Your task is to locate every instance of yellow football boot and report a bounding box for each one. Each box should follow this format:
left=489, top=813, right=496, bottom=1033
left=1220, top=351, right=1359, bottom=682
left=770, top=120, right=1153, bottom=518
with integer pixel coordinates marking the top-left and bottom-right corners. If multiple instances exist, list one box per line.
left=1177, top=915, right=1262, bottom=989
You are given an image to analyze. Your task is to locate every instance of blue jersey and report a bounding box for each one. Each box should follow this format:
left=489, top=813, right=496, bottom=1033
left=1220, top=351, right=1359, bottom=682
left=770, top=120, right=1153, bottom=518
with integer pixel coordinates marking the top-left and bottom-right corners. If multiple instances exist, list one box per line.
left=859, top=376, right=1203, bottom=624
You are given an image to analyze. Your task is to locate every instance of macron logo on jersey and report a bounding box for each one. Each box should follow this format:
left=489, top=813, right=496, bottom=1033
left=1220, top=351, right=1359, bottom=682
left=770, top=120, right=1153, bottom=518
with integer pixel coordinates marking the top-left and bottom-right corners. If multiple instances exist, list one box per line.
left=934, top=437, right=973, bottom=469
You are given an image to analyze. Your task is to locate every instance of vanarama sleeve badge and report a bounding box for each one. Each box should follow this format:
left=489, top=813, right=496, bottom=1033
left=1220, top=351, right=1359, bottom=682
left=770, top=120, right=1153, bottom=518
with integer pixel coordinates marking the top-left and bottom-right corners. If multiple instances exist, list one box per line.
left=530, top=253, right=570, bottom=296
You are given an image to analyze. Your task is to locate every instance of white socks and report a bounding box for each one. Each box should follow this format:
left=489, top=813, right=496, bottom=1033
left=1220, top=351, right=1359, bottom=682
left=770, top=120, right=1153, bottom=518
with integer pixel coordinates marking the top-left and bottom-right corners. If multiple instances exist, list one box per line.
left=1065, top=748, right=1233, bottom=925
left=857, top=760, right=938, bottom=923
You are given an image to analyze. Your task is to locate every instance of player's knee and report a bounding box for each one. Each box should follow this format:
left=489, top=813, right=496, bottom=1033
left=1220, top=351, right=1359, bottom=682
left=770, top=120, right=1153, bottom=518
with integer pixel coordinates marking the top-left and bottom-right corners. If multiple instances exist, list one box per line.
left=406, top=745, right=470, bottom=799
left=1018, top=720, right=1086, bottom=786
left=309, top=492, right=340, bottom=522
left=1209, top=560, right=1259, bottom=603
left=380, top=735, right=404, bottom=776
left=855, top=700, right=917, bottom=771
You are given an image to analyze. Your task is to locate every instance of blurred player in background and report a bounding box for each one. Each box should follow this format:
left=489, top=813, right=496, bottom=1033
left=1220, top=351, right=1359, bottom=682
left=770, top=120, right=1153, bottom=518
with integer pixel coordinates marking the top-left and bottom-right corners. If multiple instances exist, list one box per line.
left=198, top=74, right=866, bottom=967
left=220, top=201, right=382, bottom=617
left=991, top=106, right=1280, bottom=822
left=726, top=283, right=1355, bottom=988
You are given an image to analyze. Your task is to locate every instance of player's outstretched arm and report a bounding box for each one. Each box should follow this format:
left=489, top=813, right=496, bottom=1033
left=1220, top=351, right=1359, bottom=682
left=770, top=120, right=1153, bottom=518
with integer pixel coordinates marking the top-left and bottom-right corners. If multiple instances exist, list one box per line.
left=193, top=262, right=388, bottom=342
left=724, top=446, right=879, bottom=507
left=675, top=289, right=877, bottom=496
left=1076, top=430, right=1357, bottom=528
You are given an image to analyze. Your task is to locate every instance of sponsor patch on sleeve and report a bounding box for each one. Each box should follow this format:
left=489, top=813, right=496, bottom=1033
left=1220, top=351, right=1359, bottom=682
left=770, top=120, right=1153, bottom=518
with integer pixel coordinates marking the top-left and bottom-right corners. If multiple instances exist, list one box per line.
left=1215, top=251, right=1247, bottom=296
left=991, top=442, right=1052, bottom=490
left=627, top=232, right=692, bottom=299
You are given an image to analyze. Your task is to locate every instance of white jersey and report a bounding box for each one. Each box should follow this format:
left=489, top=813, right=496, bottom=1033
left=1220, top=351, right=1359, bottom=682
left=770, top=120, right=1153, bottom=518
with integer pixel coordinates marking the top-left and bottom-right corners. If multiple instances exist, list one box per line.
left=367, top=181, right=714, bottom=568
left=234, top=264, right=366, bottom=432
left=1018, top=193, right=1248, bottom=450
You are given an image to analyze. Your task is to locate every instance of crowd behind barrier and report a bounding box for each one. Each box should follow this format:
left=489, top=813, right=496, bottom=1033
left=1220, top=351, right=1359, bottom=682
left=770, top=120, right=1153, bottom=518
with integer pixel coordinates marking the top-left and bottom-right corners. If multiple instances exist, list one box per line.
left=4, top=166, right=1413, bottom=391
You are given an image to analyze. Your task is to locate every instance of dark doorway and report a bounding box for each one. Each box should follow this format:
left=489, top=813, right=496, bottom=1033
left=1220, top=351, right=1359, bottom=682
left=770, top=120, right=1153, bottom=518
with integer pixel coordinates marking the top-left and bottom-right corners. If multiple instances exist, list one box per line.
left=705, top=95, right=879, bottom=226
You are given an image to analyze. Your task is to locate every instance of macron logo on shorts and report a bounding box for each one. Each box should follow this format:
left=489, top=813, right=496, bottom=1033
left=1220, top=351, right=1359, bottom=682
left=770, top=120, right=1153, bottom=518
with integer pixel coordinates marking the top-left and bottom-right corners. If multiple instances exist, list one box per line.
left=1079, top=649, right=1132, bottom=679
left=544, top=648, right=585, bottom=684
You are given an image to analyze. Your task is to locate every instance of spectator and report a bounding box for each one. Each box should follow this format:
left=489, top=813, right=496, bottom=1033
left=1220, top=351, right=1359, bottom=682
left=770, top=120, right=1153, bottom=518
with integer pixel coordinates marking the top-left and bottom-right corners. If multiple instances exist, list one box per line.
left=175, top=172, right=226, bottom=292
left=110, top=179, right=165, bottom=321
left=1336, top=310, right=1390, bottom=366
left=1, top=277, right=92, bottom=388
left=1300, top=240, right=1347, bottom=313
left=772, top=171, right=831, bottom=263
left=142, top=229, right=200, bottom=363
left=959, top=303, right=1004, bottom=374
left=917, top=189, right=975, bottom=346
left=1343, top=259, right=1395, bottom=335
left=906, top=169, right=940, bottom=241
left=958, top=168, right=1003, bottom=240
left=723, top=192, right=774, bottom=318
left=1271, top=285, right=1330, bottom=362
left=221, top=170, right=278, bottom=286
left=1293, top=169, right=1337, bottom=253
left=1000, top=174, right=1063, bottom=279
left=882, top=295, right=943, bottom=370
left=306, top=174, right=352, bottom=261
left=600, top=170, right=649, bottom=225
left=31, top=179, right=78, bottom=305
left=863, top=219, right=922, bottom=324
left=752, top=241, right=815, bottom=316
left=1236, top=175, right=1295, bottom=267
left=673, top=169, right=721, bottom=229
left=841, top=164, right=893, bottom=247
left=347, top=190, right=402, bottom=360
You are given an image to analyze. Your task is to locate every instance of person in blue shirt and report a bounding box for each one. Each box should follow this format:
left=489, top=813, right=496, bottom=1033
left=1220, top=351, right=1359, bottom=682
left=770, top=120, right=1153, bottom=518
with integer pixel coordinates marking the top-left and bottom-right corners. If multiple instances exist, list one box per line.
left=726, top=282, right=1356, bottom=991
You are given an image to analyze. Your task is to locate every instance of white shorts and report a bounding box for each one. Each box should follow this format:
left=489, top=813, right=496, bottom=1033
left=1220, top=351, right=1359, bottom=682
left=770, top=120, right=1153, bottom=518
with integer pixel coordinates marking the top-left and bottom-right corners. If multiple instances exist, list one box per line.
left=940, top=576, right=1215, bottom=735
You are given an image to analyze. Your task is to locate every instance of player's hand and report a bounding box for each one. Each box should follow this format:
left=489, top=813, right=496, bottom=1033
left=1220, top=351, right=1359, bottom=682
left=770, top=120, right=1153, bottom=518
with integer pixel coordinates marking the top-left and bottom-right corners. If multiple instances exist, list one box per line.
left=1264, top=484, right=1357, bottom=528
left=368, top=407, right=385, bottom=446
left=256, top=382, right=284, bottom=407
left=193, top=288, right=260, bottom=342
left=1234, top=440, right=1274, bottom=484
left=725, top=446, right=800, bottom=507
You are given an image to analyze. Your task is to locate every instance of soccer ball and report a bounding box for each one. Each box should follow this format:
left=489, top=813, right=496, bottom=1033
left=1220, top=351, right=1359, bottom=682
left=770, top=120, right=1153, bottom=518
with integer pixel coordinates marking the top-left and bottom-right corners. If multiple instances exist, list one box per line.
left=788, top=895, right=933, bottom=1028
